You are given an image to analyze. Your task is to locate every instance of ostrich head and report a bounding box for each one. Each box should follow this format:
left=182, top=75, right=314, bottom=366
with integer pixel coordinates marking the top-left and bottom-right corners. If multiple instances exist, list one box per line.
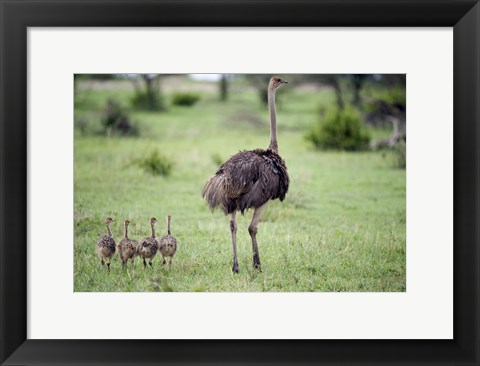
left=124, top=219, right=130, bottom=225
left=269, top=76, right=288, bottom=90
left=105, top=217, right=114, bottom=224
left=150, top=217, right=157, bottom=225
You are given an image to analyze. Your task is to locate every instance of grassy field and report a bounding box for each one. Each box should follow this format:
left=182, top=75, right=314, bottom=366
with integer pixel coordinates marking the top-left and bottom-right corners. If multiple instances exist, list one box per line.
left=74, top=77, right=406, bottom=292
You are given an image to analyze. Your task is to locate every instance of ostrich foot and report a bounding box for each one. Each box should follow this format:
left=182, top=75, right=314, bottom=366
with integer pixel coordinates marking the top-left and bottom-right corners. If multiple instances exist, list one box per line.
left=253, top=255, right=261, bottom=271
left=232, top=261, right=240, bottom=273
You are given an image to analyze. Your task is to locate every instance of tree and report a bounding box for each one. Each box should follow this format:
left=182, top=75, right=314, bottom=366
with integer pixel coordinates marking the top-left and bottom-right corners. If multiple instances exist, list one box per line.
left=327, top=75, right=345, bottom=111
left=128, top=74, right=166, bottom=111
left=305, top=74, right=346, bottom=111
left=220, top=74, right=229, bottom=101
left=245, top=75, right=271, bottom=105
left=350, top=74, right=369, bottom=108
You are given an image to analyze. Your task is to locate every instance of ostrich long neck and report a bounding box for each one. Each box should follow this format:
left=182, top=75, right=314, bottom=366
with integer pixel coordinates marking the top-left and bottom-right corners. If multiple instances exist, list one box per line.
left=106, top=223, right=112, bottom=237
left=167, top=218, right=171, bottom=235
left=268, top=86, right=278, bottom=153
left=124, top=223, right=129, bottom=239
left=151, top=223, right=156, bottom=238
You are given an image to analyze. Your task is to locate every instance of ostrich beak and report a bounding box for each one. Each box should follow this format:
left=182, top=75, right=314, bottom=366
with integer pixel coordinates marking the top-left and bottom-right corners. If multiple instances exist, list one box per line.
left=282, top=79, right=288, bottom=84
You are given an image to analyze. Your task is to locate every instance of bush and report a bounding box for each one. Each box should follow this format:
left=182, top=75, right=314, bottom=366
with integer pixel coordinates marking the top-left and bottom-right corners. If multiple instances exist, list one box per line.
left=172, top=92, right=201, bottom=107
left=370, top=85, right=406, bottom=107
left=131, top=91, right=166, bottom=111
left=306, top=108, right=371, bottom=151
left=364, top=86, right=406, bottom=126
left=101, top=99, right=138, bottom=136
left=133, top=149, right=173, bottom=176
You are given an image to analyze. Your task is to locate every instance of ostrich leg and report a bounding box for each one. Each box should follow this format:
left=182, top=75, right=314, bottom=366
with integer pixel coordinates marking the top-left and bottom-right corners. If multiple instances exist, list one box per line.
left=230, top=211, right=239, bottom=273
left=248, top=203, right=268, bottom=270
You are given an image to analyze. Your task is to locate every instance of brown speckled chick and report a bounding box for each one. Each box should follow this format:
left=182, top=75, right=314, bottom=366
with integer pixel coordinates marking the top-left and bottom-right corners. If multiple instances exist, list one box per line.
left=116, top=220, right=138, bottom=267
left=96, top=217, right=116, bottom=271
left=138, top=217, right=159, bottom=268
left=158, top=215, right=178, bottom=267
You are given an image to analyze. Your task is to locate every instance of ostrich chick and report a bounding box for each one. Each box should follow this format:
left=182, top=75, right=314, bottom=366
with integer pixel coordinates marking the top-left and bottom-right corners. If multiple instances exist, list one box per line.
left=96, top=217, right=116, bottom=272
left=138, top=217, right=159, bottom=268
left=116, top=220, right=138, bottom=267
left=158, top=215, right=178, bottom=267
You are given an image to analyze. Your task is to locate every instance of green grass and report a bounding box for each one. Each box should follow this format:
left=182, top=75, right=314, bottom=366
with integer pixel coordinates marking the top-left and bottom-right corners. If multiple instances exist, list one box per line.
left=74, top=79, right=405, bottom=292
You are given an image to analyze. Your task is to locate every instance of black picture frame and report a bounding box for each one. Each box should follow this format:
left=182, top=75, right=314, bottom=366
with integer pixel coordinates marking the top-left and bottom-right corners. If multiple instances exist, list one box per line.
left=1, top=1, right=479, bottom=365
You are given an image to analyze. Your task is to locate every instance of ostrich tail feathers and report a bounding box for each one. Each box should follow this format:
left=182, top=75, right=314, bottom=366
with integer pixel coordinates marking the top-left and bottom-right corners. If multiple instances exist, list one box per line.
left=202, top=174, right=229, bottom=213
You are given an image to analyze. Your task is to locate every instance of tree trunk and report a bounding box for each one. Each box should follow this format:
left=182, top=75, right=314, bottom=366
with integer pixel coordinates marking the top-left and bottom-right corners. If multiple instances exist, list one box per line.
left=332, top=80, right=344, bottom=111
left=142, top=75, right=156, bottom=110
left=352, top=75, right=364, bottom=107
left=220, top=74, right=228, bottom=101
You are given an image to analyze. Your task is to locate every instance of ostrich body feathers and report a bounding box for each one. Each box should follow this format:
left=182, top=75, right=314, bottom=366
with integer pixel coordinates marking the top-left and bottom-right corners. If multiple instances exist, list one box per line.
left=137, top=237, right=158, bottom=259
left=202, top=148, right=289, bottom=215
left=158, top=235, right=177, bottom=257
left=96, top=235, right=116, bottom=258
left=117, top=238, right=138, bottom=262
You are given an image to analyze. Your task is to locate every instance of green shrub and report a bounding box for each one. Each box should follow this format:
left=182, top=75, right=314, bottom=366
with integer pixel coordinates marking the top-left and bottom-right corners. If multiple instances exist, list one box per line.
left=100, top=99, right=138, bottom=136
left=100, top=99, right=139, bottom=136
left=131, top=91, right=166, bottom=111
left=172, top=92, right=201, bottom=107
left=133, top=149, right=173, bottom=176
left=365, top=86, right=406, bottom=112
left=378, top=86, right=406, bottom=107
left=306, top=108, right=371, bottom=151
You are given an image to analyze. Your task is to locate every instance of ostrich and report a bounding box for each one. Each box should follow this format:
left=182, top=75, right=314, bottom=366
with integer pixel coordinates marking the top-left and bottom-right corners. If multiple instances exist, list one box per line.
left=138, top=217, right=159, bottom=268
left=158, top=215, right=178, bottom=267
left=116, top=220, right=138, bottom=267
left=202, top=76, right=290, bottom=273
left=96, top=217, right=116, bottom=272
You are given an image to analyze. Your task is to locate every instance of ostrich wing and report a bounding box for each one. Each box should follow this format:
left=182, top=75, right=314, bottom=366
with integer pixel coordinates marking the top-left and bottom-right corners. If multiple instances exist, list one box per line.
left=219, top=150, right=263, bottom=198
left=202, top=149, right=289, bottom=214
